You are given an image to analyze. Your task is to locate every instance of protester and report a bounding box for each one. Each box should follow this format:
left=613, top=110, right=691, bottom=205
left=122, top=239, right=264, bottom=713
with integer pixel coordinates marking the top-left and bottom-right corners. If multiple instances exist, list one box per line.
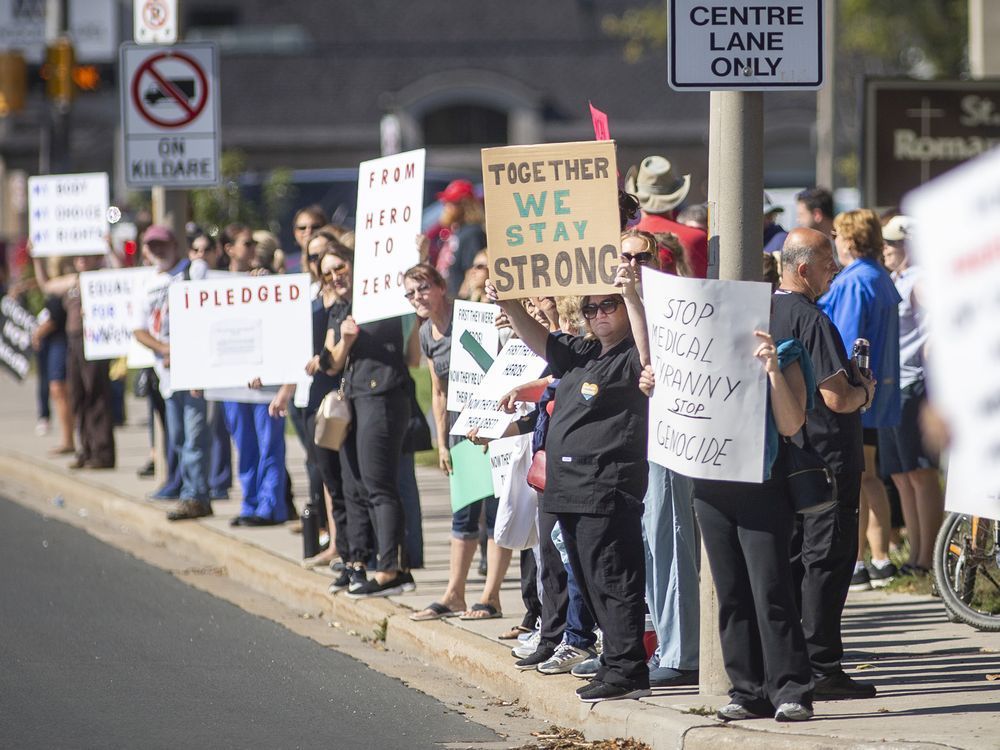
left=763, top=254, right=780, bottom=290
left=458, top=249, right=490, bottom=302
left=763, top=192, right=788, bottom=257
left=676, top=203, right=708, bottom=232
left=819, top=209, right=902, bottom=590
left=878, top=215, right=943, bottom=574
left=291, top=205, right=328, bottom=259
left=795, top=187, right=835, bottom=239
left=772, top=228, right=877, bottom=700
left=485, top=258, right=652, bottom=704
left=431, top=179, right=487, bottom=296
left=640, top=329, right=815, bottom=722
left=31, top=258, right=74, bottom=454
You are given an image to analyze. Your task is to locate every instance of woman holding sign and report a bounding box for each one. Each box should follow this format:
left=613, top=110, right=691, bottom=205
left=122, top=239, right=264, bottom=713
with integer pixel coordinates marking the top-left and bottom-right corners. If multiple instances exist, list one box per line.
left=485, top=261, right=652, bottom=704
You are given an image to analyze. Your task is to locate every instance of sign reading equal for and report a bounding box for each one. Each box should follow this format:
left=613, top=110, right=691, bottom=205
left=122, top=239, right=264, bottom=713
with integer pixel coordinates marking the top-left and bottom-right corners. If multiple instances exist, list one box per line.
left=481, top=140, right=621, bottom=300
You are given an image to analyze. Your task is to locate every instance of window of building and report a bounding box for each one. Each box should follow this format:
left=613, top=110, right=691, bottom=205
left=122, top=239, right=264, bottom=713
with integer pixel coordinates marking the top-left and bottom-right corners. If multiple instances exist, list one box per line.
left=422, top=104, right=508, bottom=147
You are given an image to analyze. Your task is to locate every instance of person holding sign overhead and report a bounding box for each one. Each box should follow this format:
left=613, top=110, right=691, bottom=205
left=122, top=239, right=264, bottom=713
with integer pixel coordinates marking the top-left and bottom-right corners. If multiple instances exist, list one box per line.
left=485, top=258, right=652, bottom=704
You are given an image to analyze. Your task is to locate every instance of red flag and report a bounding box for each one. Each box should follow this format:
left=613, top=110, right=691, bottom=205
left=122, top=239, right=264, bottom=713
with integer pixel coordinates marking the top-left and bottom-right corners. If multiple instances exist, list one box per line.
left=589, top=101, right=610, bottom=140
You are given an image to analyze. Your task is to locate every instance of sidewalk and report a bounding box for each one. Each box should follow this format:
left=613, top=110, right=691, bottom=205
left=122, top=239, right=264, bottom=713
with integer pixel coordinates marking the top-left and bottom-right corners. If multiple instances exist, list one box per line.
left=2, top=374, right=998, bottom=750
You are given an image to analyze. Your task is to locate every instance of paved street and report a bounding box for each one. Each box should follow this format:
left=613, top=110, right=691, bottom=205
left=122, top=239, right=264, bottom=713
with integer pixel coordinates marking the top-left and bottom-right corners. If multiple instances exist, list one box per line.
left=0, top=494, right=500, bottom=750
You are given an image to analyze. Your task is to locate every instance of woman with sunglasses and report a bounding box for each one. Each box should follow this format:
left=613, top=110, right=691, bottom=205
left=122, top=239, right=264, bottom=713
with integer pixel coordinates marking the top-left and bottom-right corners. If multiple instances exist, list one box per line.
left=485, top=260, right=653, bottom=703
left=319, top=246, right=414, bottom=598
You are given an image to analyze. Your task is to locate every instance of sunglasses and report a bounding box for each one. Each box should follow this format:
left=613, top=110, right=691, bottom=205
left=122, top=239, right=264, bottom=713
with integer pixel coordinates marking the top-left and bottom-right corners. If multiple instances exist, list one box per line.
left=296, top=223, right=322, bottom=232
left=403, top=283, right=432, bottom=300
left=322, top=265, right=349, bottom=281
left=307, top=253, right=322, bottom=263
left=581, top=298, right=622, bottom=320
left=621, top=251, right=654, bottom=265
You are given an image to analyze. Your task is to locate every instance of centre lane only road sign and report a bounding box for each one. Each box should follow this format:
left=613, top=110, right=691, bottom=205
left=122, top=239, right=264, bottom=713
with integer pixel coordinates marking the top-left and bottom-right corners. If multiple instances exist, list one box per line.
left=120, top=42, right=220, bottom=188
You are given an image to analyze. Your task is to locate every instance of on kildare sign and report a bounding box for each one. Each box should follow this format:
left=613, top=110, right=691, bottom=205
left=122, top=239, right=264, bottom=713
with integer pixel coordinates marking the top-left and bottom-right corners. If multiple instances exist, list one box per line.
left=668, top=1, right=823, bottom=91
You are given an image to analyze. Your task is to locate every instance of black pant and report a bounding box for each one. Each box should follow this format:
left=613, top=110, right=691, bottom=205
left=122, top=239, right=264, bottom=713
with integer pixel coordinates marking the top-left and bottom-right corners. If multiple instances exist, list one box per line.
left=305, top=410, right=346, bottom=557
left=519, top=548, right=542, bottom=631
left=290, top=402, right=324, bottom=511
left=537, top=508, right=569, bottom=649
left=67, top=336, right=115, bottom=467
left=339, top=387, right=410, bottom=573
left=790, top=471, right=862, bottom=676
left=557, top=506, right=648, bottom=690
left=694, top=477, right=813, bottom=710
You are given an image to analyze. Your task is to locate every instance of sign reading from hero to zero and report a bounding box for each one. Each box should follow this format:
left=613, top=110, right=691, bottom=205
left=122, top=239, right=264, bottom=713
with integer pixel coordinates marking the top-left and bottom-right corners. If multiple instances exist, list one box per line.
left=481, top=140, right=621, bottom=300
left=668, top=1, right=823, bottom=91
left=27, top=172, right=109, bottom=257
left=865, top=79, right=1000, bottom=209
left=134, top=0, right=177, bottom=45
left=120, top=42, right=220, bottom=188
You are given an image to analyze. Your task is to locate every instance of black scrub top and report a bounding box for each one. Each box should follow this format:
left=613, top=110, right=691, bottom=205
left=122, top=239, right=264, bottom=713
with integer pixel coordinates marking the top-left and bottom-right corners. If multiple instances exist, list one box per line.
left=327, top=300, right=408, bottom=399
left=541, top=332, right=649, bottom=515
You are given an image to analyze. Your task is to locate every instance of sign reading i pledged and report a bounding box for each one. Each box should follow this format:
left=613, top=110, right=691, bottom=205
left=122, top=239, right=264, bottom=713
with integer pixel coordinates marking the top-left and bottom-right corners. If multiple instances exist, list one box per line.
left=481, top=140, right=621, bottom=300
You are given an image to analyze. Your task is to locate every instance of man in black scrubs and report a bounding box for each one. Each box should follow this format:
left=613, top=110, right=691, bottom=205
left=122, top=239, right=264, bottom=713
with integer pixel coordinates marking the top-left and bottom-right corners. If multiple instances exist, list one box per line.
left=771, top=228, right=877, bottom=699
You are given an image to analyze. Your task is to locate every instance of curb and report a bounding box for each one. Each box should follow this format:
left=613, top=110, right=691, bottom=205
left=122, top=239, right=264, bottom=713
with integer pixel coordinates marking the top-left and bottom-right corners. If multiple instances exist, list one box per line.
left=0, top=451, right=953, bottom=750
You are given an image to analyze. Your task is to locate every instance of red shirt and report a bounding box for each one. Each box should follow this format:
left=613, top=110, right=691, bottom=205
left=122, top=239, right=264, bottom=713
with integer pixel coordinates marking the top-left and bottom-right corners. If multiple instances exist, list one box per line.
left=635, top=213, right=708, bottom=278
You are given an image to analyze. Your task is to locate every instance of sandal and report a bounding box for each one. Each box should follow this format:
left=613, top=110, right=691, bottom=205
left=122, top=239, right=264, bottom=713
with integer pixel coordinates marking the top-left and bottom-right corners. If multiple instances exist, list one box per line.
left=409, top=602, right=461, bottom=621
left=498, top=624, right=533, bottom=640
left=459, top=603, right=502, bottom=620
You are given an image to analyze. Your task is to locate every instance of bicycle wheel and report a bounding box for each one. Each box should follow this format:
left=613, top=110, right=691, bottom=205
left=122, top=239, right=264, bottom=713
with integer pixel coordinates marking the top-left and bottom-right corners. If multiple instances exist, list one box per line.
left=933, top=512, right=1000, bottom=632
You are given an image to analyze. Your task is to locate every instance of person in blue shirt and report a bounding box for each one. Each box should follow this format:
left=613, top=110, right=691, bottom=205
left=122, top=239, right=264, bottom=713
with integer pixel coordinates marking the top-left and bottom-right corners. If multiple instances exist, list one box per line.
left=819, top=209, right=902, bottom=590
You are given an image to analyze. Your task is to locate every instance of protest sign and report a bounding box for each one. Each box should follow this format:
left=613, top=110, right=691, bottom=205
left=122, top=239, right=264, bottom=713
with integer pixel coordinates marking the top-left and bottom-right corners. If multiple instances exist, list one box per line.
left=450, top=339, right=547, bottom=440
left=449, top=438, right=495, bottom=512
left=167, top=273, right=311, bottom=390
left=447, top=301, right=499, bottom=413
left=643, top=268, right=771, bottom=482
left=79, top=267, right=157, bottom=361
left=28, top=172, right=109, bottom=257
left=489, top=433, right=530, bottom=497
left=904, top=146, right=1000, bottom=516
left=481, top=140, right=620, bottom=300
left=351, top=148, right=426, bottom=325
left=0, top=296, right=37, bottom=381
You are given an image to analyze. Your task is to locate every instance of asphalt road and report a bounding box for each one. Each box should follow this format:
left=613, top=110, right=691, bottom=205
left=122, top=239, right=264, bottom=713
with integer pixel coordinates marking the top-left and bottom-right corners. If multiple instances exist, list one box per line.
left=0, top=495, right=499, bottom=750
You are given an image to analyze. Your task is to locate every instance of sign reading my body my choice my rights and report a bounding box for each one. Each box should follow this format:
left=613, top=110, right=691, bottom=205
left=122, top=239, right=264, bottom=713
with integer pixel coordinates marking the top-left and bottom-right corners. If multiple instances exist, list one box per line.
left=351, top=149, right=426, bottom=325
left=643, top=268, right=771, bottom=483
left=28, top=172, right=109, bottom=257
left=482, top=141, right=620, bottom=300
left=167, top=274, right=311, bottom=390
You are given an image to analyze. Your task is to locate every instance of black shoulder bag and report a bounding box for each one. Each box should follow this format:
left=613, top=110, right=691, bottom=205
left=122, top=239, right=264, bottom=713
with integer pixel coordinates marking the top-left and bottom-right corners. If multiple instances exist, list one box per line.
left=783, top=424, right=837, bottom=514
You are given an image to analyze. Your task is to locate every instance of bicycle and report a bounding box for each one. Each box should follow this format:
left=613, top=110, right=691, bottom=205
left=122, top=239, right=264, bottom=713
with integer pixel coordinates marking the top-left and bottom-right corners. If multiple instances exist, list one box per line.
left=933, top=512, right=1000, bottom=631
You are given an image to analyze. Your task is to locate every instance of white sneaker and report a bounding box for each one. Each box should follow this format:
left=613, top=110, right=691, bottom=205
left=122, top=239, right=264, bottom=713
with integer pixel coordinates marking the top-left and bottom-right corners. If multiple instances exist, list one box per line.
left=537, top=644, right=595, bottom=675
left=774, top=702, right=813, bottom=722
left=35, top=419, right=49, bottom=437
left=511, top=630, right=541, bottom=659
left=717, top=702, right=768, bottom=721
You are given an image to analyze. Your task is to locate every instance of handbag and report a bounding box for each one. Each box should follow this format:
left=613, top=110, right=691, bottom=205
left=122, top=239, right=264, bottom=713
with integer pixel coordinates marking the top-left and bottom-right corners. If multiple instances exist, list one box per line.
left=783, top=427, right=837, bottom=514
left=314, top=370, right=352, bottom=451
left=526, top=449, right=546, bottom=493
left=402, top=377, right=432, bottom=453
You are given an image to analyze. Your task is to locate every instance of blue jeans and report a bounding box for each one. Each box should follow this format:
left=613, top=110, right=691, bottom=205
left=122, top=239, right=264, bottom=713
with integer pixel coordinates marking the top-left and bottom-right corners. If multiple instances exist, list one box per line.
left=642, top=462, right=699, bottom=671
left=398, top=452, right=424, bottom=568
left=165, top=390, right=210, bottom=504
left=207, top=400, right=232, bottom=495
left=223, top=401, right=287, bottom=522
left=551, top=522, right=598, bottom=651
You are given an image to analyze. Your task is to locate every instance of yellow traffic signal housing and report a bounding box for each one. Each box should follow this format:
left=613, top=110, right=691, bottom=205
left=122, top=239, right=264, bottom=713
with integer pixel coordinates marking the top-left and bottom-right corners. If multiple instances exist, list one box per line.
left=0, top=51, right=27, bottom=115
left=43, top=37, right=75, bottom=105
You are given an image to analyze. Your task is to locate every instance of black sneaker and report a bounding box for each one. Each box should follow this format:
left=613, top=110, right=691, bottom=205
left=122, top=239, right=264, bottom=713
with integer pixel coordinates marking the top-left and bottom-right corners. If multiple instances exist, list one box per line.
left=868, top=561, right=897, bottom=588
left=346, top=567, right=368, bottom=594
left=577, top=681, right=651, bottom=703
left=345, top=574, right=406, bottom=599
left=849, top=566, right=871, bottom=592
left=328, top=568, right=351, bottom=594
left=397, top=571, right=417, bottom=592
left=514, top=647, right=556, bottom=671
left=813, top=670, right=876, bottom=700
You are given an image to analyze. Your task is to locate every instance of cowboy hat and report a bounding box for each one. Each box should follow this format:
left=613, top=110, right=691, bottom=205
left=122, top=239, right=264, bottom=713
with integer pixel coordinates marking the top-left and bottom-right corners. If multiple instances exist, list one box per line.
left=624, top=156, right=691, bottom=214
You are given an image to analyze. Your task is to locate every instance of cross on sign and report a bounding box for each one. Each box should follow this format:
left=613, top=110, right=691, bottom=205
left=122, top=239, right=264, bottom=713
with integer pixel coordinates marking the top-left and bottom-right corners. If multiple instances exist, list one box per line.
left=905, top=97, right=946, bottom=182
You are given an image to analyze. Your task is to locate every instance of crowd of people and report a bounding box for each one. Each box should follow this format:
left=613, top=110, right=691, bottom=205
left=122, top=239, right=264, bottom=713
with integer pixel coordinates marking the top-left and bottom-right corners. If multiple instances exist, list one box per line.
left=6, top=156, right=944, bottom=718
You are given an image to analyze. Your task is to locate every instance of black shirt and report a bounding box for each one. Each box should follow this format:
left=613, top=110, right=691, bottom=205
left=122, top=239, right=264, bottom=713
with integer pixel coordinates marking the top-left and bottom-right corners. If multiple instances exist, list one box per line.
left=327, top=300, right=408, bottom=399
left=771, top=291, right=864, bottom=477
left=541, top=332, right=648, bottom=515
left=307, top=295, right=340, bottom=412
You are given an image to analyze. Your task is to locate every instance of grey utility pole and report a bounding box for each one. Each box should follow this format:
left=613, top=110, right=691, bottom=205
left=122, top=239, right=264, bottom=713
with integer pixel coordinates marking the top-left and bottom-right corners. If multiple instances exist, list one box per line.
left=969, top=0, right=1000, bottom=77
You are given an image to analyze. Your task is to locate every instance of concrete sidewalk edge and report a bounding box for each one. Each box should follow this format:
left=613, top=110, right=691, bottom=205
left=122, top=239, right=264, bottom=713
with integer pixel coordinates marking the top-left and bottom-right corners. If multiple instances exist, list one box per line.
left=0, top=451, right=953, bottom=750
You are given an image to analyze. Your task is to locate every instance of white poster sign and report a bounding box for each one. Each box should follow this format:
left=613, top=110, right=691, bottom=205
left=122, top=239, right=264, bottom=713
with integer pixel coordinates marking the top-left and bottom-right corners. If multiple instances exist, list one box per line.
left=134, top=0, right=177, bottom=45
left=904, top=147, right=1000, bottom=517
left=351, top=148, right=426, bottom=324
left=489, top=434, right=530, bottom=498
left=643, top=268, right=770, bottom=482
left=450, top=339, right=547, bottom=440
left=28, top=172, right=109, bottom=257
left=167, top=273, right=311, bottom=390
left=79, top=266, right=156, bottom=361
left=447, top=301, right=499, bottom=413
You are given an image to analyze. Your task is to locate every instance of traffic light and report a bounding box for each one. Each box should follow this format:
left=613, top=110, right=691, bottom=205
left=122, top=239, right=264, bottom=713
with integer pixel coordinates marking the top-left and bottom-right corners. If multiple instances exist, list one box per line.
left=0, top=52, right=27, bottom=116
left=42, top=37, right=75, bottom=105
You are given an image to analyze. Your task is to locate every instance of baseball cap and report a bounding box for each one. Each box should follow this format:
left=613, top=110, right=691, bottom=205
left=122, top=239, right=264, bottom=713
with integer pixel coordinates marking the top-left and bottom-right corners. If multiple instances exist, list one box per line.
left=143, top=224, right=176, bottom=244
left=437, top=179, right=476, bottom=204
left=882, top=215, right=912, bottom=242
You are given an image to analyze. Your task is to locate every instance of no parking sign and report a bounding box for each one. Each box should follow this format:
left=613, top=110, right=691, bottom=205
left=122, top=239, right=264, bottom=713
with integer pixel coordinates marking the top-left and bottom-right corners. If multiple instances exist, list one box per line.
left=119, top=42, right=220, bottom=188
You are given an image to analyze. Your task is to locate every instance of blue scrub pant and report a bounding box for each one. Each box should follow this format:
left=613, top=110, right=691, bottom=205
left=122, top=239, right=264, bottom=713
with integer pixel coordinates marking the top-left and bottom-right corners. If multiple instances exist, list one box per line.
left=224, top=401, right=287, bottom=522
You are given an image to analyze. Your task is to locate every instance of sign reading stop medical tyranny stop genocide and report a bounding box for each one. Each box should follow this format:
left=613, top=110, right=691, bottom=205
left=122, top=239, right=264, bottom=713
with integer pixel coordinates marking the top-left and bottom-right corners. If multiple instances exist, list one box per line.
left=27, top=172, right=109, bottom=257
left=482, top=140, right=620, bottom=300
left=79, top=267, right=157, bottom=361
left=643, top=268, right=771, bottom=482
left=668, top=1, right=823, bottom=91
left=904, top=147, right=1000, bottom=520
left=120, top=42, right=220, bottom=189
left=167, top=274, right=311, bottom=390
left=351, top=149, right=426, bottom=325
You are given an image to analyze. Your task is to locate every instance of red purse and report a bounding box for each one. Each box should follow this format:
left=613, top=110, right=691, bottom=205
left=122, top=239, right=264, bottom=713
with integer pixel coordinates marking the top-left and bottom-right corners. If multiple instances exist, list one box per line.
left=526, top=449, right=547, bottom=492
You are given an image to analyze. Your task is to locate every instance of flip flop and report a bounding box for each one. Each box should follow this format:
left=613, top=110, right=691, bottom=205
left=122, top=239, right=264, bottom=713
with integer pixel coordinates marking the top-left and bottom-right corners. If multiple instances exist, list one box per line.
left=498, top=625, right=532, bottom=640
left=459, top=603, right=502, bottom=620
left=409, top=602, right=461, bottom=621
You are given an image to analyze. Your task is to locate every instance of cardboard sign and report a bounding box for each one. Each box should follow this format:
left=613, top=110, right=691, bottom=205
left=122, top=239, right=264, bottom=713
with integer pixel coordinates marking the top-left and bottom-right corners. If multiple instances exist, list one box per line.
left=447, top=301, right=499, bottom=413
left=450, top=338, right=547, bottom=440
left=351, top=148, right=426, bottom=324
left=167, top=273, right=311, bottom=390
left=28, top=172, right=109, bottom=257
left=79, top=267, right=157, bottom=361
left=481, top=140, right=620, bottom=300
left=643, top=268, right=771, bottom=482
left=0, top=296, right=37, bottom=381
left=904, top=146, right=1000, bottom=516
